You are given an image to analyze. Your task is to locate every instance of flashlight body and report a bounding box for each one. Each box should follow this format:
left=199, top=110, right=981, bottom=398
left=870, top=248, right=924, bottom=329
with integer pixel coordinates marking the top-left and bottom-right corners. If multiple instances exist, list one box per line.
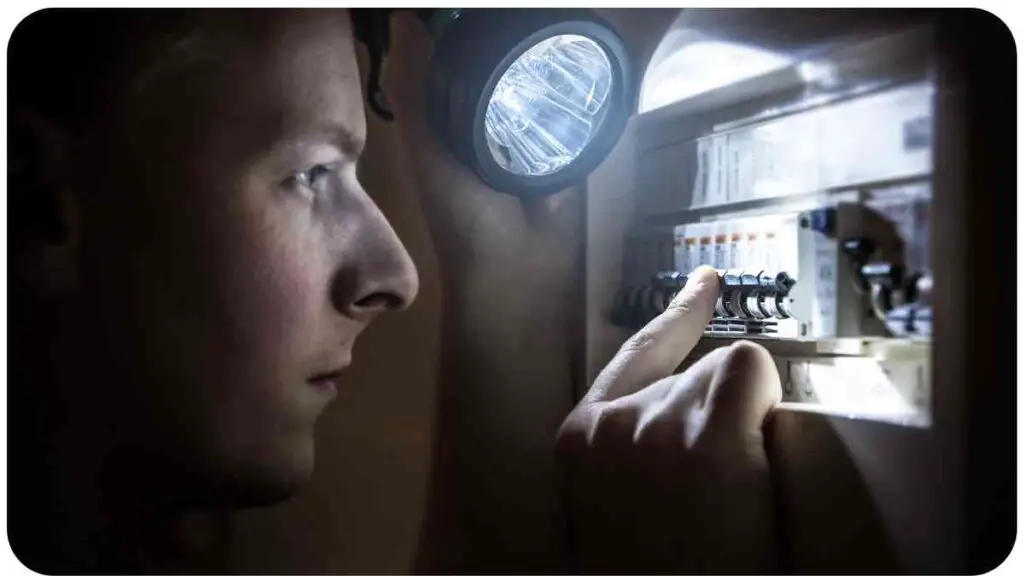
left=355, top=8, right=635, bottom=197
left=422, top=8, right=635, bottom=197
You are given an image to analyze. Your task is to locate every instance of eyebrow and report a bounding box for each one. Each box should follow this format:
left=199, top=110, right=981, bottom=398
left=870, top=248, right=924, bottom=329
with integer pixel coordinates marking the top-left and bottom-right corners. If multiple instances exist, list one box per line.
left=262, top=116, right=367, bottom=166
left=315, top=121, right=365, bottom=157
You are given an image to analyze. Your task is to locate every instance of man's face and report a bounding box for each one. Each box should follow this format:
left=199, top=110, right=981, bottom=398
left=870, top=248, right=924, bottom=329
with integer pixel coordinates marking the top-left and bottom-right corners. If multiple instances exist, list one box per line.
left=67, top=10, right=418, bottom=506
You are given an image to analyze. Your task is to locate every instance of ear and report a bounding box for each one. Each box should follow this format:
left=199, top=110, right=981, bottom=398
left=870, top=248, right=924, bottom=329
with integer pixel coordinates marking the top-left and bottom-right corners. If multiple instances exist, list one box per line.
left=10, top=108, right=81, bottom=297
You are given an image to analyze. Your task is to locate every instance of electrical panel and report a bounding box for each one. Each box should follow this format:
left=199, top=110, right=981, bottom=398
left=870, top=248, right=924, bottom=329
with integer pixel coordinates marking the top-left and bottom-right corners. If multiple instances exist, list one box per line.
left=607, top=26, right=935, bottom=426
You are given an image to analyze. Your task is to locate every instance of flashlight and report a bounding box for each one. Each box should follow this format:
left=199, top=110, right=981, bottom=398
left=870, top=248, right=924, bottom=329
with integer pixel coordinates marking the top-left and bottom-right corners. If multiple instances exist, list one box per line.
left=354, top=8, right=635, bottom=198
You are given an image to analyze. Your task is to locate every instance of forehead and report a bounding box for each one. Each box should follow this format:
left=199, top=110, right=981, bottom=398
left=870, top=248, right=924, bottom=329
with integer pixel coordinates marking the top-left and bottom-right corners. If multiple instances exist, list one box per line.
left=258, top=10, right=363, bottom=126
left=238, top=10, right=365, bottom=142
left=124, top=10, right=366, bottom=152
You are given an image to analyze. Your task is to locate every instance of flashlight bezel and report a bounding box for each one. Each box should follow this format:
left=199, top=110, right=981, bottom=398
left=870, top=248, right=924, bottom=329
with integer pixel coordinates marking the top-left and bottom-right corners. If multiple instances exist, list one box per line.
left=424, top=9, right=634, bottom=198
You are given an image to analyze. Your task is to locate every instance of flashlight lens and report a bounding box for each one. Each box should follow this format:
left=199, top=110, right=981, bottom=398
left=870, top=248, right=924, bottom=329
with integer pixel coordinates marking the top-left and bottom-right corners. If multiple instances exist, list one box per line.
left=484, top=34, right=614, bottom=177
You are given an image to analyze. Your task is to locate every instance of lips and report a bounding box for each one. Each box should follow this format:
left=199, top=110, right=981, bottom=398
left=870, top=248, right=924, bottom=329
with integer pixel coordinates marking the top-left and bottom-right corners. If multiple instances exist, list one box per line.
left=307, top=354, right=351, bottom=398
left=308, top=368, right=345, bottom=386
left=306, top=369, right=342, bottom=402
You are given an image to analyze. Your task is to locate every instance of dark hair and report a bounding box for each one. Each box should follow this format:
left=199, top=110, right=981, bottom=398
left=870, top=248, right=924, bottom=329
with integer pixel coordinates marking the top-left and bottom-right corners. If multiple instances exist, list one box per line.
left=11, top=10, right=187, bottom=126
left=9, top=9, right=143, bottom=245
left=8, top=9, right=392, bottom=250
left=349, top=8, right=395, bottom=121
left=7, top=11, right=219, bottom=247
left=9, top=8, right=391, bottom=126
left=350, top=8, right=438, bottom=121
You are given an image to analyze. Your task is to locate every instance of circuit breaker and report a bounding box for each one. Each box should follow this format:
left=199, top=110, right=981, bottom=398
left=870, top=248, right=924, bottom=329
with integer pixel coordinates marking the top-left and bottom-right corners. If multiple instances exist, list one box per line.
left=601, top=26, right=935, bottom=426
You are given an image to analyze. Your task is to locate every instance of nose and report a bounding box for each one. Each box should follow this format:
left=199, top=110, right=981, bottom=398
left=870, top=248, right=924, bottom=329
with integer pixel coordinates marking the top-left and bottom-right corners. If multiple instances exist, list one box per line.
left=330, top=200, right=419, bottom=323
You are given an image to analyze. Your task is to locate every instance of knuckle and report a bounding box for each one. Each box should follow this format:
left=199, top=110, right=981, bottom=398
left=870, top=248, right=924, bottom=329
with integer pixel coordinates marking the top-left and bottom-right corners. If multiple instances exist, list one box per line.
left=721, top=340, right=774, bottom=374
left=590, top=401, right=639, bottom=448
left=556, top=408, right=593, bottom=453
left=714, top=341, right=781, bottom=398
left=704, top=341, right=782, bottom=429
left=633, top=413, right=678, bottom=447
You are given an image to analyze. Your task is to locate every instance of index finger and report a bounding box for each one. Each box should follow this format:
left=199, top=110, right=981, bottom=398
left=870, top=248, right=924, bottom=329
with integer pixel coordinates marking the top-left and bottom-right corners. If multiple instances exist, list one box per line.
left=585, top=266, right=720, bottom=404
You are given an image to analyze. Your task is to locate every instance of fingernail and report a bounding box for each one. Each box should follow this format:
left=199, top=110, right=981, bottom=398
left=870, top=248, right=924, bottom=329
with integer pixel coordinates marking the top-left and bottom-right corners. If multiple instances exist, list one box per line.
left=687, top=265, right=719, bottom=291
left=671, top=265, right=719, bottom=304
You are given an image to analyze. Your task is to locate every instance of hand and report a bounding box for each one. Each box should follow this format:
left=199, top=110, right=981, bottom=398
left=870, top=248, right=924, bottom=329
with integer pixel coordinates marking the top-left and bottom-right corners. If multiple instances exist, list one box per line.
left=557, top=266, right=783, bottom=574
left=381, top=12, right=580, bottom=282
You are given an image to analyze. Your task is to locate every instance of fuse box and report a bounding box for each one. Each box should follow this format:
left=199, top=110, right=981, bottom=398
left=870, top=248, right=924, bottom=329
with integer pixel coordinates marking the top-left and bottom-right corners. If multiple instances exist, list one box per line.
left=595, top=24, right=935, bottom=426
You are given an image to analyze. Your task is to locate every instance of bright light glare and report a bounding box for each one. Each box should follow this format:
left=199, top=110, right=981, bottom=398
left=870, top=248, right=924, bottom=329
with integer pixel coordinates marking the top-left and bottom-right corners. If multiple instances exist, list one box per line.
left=639, top=41, right=791, bottom=113
left=796, top=60, right=839, bottom=88
left=484, top=34, right=614, bottom=177
left=797, top=358, right=928, bottom=427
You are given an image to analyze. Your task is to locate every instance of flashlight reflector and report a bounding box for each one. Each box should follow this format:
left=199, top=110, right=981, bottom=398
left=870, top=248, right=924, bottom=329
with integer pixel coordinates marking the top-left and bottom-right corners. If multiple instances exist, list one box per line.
left=484, top=34, right=614, bottom=177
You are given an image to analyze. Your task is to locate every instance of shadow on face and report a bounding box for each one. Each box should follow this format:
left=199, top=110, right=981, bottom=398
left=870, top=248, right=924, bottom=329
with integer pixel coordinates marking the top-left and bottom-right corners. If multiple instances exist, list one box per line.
left=9, top=8, right=420, bottom=513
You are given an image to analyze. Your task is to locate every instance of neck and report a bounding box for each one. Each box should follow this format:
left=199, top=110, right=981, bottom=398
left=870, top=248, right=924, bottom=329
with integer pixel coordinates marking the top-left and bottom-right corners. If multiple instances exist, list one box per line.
left=98, top=469, right=231, bottom=574
left=9, top=288, right=231, bottom=574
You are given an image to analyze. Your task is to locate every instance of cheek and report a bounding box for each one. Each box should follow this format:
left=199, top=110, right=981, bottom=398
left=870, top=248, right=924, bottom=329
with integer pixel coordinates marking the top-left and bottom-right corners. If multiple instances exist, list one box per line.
left=147, top=183, right=333, bottom=466
left=174, top=187, right=335, bottom=476
left=217, top=190, right=333, bottom=371
left=109, top=171, right=332, bottom=406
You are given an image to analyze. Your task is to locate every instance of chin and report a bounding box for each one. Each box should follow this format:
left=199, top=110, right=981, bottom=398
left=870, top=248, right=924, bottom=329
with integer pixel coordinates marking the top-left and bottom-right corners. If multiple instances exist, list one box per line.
left=190, top=437, right=317, bottom=510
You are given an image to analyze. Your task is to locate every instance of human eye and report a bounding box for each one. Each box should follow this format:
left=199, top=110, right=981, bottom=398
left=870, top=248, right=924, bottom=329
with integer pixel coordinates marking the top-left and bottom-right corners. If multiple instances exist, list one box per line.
left=282, top=163, right=340, bottom=200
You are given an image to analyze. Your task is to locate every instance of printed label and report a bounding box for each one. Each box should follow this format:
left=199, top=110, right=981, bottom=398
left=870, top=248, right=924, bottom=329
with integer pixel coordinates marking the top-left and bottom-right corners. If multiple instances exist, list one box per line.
left=698, top=236, right=714, bottom=267
left=693, top=138, right=710, bottom=207
left=813, top=232, right=839, bottom=337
